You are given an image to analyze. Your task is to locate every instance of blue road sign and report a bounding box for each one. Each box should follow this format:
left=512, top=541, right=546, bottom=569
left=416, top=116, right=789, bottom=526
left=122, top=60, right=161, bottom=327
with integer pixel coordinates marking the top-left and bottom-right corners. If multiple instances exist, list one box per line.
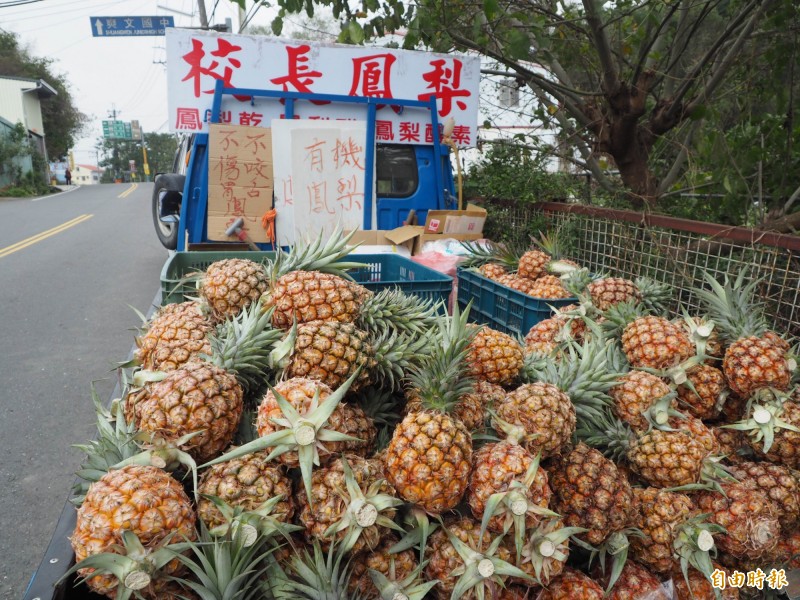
left=90, top=16, right=175, bottom=37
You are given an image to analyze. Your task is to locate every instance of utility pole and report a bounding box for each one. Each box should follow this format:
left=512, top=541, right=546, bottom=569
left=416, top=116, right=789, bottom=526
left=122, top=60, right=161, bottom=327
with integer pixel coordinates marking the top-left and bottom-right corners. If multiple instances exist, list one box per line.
left=108, top=105, right=122, bottom=182
left=197, top=0, right=209, bottom=28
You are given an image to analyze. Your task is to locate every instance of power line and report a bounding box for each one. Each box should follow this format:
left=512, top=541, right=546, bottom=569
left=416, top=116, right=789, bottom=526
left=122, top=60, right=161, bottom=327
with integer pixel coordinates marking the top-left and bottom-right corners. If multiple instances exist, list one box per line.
left=0, top=0, right=46, bottom=8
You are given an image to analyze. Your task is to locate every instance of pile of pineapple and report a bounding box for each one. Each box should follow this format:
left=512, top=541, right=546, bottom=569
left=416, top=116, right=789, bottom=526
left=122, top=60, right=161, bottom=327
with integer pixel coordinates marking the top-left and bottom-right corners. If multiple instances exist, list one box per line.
left=64, top=229, right=800, bottom=600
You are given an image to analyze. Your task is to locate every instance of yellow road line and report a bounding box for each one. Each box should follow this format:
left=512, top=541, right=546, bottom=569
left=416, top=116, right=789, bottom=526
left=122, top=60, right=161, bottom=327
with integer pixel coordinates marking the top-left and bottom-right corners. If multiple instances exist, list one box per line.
left=0, top=214, right=93, bottom=259
left=118, top=183, right=138, bottom=198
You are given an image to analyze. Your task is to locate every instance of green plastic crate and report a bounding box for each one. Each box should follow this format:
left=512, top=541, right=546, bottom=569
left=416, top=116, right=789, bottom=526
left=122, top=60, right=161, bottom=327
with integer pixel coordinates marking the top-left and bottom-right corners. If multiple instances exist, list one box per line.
left=457, top=267, right=577, bottom=337
left=160, top=251, right=453, bottom=306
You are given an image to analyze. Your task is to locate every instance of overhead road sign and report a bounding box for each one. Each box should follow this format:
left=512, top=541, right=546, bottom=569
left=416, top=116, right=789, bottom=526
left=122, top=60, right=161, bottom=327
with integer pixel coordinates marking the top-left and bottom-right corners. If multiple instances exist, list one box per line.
left=91, top=16, right=174, bottom=37
left=102, top=120, right=133, bottom=139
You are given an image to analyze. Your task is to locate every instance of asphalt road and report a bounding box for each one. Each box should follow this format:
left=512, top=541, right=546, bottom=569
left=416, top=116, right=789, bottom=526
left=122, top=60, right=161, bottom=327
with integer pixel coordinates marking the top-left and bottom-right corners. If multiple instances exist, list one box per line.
left=0, top=183, right=169, bottom=599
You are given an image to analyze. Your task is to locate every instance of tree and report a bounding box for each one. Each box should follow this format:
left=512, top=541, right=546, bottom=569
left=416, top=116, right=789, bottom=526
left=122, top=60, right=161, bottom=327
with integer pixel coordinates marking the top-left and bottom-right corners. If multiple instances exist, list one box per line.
left=96, top=133, right=177, bottom=182
left=0, top=30, right=87, bottom=159
left=265, top=0, right=799, bottom=229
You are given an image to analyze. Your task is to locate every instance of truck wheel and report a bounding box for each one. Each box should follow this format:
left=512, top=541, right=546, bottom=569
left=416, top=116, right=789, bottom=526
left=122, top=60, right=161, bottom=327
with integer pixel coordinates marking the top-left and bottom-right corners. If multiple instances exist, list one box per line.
left=152, top=176, right=181, bottom=250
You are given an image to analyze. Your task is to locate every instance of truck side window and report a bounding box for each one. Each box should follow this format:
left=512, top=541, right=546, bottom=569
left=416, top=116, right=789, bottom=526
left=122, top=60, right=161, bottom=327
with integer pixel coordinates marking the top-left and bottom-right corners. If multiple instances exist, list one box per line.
left=376, top=144, right=418, bottom=198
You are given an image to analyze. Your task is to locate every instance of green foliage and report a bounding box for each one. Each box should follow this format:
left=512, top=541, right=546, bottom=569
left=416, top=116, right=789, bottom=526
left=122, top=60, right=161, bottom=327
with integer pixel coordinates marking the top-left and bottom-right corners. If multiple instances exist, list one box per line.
left=0, top=121, right=51, bottom=195
left=0, top=30, right=87, bottom=158
left=96, top=133, right=178, bottom=182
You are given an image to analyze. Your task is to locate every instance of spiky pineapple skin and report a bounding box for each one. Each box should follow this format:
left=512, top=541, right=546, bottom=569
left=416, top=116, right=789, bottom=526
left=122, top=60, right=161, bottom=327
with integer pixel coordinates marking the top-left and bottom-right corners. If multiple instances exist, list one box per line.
left=527, top=274, right=572, bottom=299
left=467, top=326, right=524, bottom=386
left=723, top=335, right=791, bottom=398
left=677, top=364, right=726, bottom=420
left=630, top=487, right=696, bottom=574
left=497, top=273, right=540, bottom=295
left=285, top=320, right=374, bottom=391
left=197, top=450, right=294, bottom=529
left=587, top=277, right=642, bottom=311
left=694, top=480, right=781, bottom=560
left=266, top=270, right=369, bottom=330
left=405, top=387, right=486, bottom=432
left=384, top=410, right=472, bottom=513
left=467, top=441, right=552, bottom=533
left=672, top=565, right=740, bottom=600
left=135, top=303, right=213, bottom=371
left=348, top=534, right=417, bottom=599
left=517, top=249, right=550, bottom=280
left=621, top=316, right=694, bottom=370
left=725, top=461, right=800, bottom=531
left=524, top=318, right=562, bottom=355
left=496, top=383, right=575, bottom=458
left=295, top=455, right=395, bottom=553
left=537, top=567, right=604, bottom=600
left=71, top=465, right=197, bottom=598
left=549, top=442, right=634, bottom=546
left=609, top=370, right=673, bottom=432
left=595, top=560, right=668, bottom=600
left=754, top=399, right=800, bottom=468
left=478, top=263, right=508, bottom=280
left=200, top=258, right=269, bottom=321
left=627, top=427, right=709, bottom=488
left=711, top=426, right=748, bottom=463
left=125, top=361, right=243, bottom=462
left=255, top=378, right=373, bottom=466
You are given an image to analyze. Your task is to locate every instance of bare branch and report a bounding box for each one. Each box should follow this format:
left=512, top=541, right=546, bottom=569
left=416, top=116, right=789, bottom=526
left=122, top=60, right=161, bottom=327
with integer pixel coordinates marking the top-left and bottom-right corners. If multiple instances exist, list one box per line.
left=632, top=1, right=681, bottom=87
left=657, top=121, right=701, bottom=196
left=582, top=0, right=621, bottom=94
left=783, top=183, right=800, bottom=215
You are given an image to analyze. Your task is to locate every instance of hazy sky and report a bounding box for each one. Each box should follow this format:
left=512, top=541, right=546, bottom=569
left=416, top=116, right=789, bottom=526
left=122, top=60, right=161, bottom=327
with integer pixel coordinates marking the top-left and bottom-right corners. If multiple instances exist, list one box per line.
left=2, top=0, right=269, bottom=164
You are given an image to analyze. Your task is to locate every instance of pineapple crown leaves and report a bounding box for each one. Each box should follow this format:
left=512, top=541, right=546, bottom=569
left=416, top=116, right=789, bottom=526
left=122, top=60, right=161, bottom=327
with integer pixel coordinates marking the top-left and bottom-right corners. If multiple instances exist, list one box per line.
left=201, top=493, right=303, bottom=543
left=71, top=389, right=141, bottom=505
left=521, top=519, right=587, bottom=587
left=478, top=451, right=560, bottom=559
left=588, top=528, right=645, bottom=595
left=368, top=562, right=439, bottom=600
left=60, top=530, right=184, bottom=600
left=460, top=239, right=518, bottom=269
left=356, top=288, right=441, bottom=338
left=694, top=269, right=770, bottom=342
left=598, top=299, right=650, bottom=339
left=575, top=408, right=634, bottom=464
left=269, top=225, right=367, bottom=280
left=640, top=391, right=686, bottom=431
left=165, top=520, right=277, bottom=600
left=200, top=369, right=362, bottom=506
left=322, top=457, right=405, bottom=554
left=369, top=327, right=434, bottom=391
left=529, top=338, right=619, bottom=422
left=723, top=388, right=800, bottom=454
left=665, top=456, right=738, bottom=496
left=443, top=523, right=534, bottom=600
left=634, top=277, right=673, bottom=315
left=391, top=507, right=438, bottom=564
left=208, top=303, right=285, bottom=395
left=672, top=513, right=726, bottom=586
left=284, top=540, right=360, bottom=600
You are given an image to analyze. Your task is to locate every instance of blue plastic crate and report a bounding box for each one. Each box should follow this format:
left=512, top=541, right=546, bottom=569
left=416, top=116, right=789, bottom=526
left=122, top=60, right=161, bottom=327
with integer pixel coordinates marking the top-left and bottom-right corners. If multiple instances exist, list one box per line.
left=160, top=251, right=452, bottom=307
left=457, top=267, right=577, bottom=337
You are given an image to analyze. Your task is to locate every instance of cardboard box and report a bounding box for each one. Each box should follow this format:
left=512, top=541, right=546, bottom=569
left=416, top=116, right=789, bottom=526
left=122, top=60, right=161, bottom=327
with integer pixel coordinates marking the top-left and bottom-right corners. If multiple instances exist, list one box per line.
left=345, top=228, right=420, bottom=254
left=207, top=124, right=274, bottom=243
left=413, top=232, right=483, bottom=255
left=423, top=205, right=487, bottom=235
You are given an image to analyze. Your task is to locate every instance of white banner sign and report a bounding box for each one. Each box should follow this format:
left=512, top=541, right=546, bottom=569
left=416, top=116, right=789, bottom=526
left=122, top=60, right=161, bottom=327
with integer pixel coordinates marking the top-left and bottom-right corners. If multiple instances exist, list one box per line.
left=272, top=120, right=370, bottom=246
left=166, top=29, right=480, bottom=147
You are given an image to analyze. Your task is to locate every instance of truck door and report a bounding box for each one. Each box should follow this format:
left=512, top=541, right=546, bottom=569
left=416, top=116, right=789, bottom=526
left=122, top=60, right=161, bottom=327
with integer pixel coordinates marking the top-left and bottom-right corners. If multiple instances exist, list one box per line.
left=375, top=143, right=457, bottom=229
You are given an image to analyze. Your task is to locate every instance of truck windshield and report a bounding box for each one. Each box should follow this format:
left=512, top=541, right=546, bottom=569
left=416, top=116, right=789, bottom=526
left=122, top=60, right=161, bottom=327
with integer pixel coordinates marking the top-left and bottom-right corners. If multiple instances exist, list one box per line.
left=376, top=144, right=418, bottom=198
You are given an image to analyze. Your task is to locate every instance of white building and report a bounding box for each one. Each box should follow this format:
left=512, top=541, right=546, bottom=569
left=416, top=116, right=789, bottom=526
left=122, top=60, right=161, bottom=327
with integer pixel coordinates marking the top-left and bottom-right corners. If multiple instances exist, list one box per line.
left=73, top=164, right=104, bottom=185
left=0, top=75, right=57, bottom=158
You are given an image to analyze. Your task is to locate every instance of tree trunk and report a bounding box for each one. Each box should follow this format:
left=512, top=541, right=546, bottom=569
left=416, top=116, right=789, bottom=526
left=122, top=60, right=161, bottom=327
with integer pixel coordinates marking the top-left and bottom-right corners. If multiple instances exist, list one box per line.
left=612, top=129, right=659, bottom=209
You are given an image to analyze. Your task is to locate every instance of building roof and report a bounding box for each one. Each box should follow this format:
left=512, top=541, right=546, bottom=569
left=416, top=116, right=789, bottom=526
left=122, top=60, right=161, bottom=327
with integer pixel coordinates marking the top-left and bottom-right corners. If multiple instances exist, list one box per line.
left=77, top=164, right=104, bottom=172
left=0, top=75, right=58, bottom=99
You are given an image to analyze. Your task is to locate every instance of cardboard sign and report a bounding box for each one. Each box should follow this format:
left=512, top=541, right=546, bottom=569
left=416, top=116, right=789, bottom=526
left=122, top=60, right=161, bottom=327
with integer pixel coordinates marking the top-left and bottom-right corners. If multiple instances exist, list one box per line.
left=166, top=30, right=480, bottom=147
left=207, top=124, right=274, bottom=242
left=272, top=120, right=370, bottom=245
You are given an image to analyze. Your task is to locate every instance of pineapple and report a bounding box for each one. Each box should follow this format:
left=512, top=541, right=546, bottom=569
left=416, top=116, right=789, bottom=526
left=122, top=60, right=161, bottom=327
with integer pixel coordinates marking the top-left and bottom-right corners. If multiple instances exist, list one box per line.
left=548, top=442, right=634, bottom=546
left=672, top=564, right=741, bottom=600
left=496, top=273, right=541, bottom=295
left=524, top=305, right=587, bottom=355
left=693, top=479, right=781, bottom=560
left=280, top=320, right=428, bottom=393
left=348, top=534, right=422, bottom=599
left=676, top=364, right=727, bottom=420
left=279, top=540, right=357, bottom=599
left=135, top=301, right=213, bottom=372
left=294, top=455, right=401, bottom=553
left=621, top=314, right=695, bottom=370
left=478, top=262, right=508, bottom=280
left=537, top=567, right=604, bottom=600
left=594, top=560, right=669, bottom=600
left=424, top=516, right=530, bottom=600
left=527, top=274, right=572, bottom=299
left=509, top=518, right=581, bottom=588
left=609, top=370, right=675, bottom=432
left=629, top=487, right=722, bottom=576
left=199, top=257, right=270, bottom=322
left=711, top=426, right=749, bottom=464
left=197, top=449, right=294, bottom=531
left=69, top=464, right=197, bottom=598
left=694, top=271, right=794, bottom=398
left=725, top=461, right=800, bottom=531
left=384, top=306, right=475, bottom=514
left=467, top=433, right=553, bottom=541
left=587, top=277, right=643, bottom=311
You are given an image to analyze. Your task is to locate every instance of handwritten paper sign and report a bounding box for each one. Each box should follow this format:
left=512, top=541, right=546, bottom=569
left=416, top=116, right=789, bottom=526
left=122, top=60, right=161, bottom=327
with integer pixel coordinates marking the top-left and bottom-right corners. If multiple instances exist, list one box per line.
left=207, top=124, right=273, bottom=242
left=272, top=120, right=370, bottom=246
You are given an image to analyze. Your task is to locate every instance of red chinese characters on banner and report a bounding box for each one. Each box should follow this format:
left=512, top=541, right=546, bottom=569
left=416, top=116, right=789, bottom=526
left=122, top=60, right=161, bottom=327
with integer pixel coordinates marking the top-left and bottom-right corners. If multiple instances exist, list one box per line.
left=375, top=120, right=394, bottom=141
left=348, top=54, right=396, bottom=98
left=181, top=38, right=244, bottom=97
left=175, top=108, right=202, bottom=130
left=333, top=138, right=365, bottom=170
left=337, top=175, right=363, bottom=211
left=271, top=45, right=329, bottom=105
left=418, top=58, right=471, bottom=117
left=399, top=122, right=420, bottom=142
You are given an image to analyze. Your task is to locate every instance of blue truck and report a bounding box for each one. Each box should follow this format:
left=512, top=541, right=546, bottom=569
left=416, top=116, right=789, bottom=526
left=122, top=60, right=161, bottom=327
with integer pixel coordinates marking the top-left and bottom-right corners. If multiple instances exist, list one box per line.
left=152, top=81, right=459, bottom=250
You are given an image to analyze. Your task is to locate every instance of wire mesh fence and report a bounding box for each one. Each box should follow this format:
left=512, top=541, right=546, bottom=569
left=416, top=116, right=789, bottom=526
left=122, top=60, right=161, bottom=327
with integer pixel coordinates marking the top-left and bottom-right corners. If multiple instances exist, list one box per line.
left=483, top=200, right=800, bottom=339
